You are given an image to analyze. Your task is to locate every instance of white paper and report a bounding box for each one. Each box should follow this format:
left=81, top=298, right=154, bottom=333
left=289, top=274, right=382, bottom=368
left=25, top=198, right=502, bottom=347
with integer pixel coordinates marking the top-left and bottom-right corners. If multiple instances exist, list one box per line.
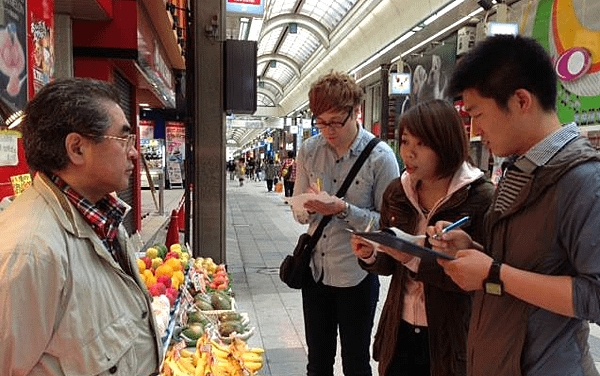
left=0, top=133, right=18, bottom=166
left=288, top=191, right=336, bottom=223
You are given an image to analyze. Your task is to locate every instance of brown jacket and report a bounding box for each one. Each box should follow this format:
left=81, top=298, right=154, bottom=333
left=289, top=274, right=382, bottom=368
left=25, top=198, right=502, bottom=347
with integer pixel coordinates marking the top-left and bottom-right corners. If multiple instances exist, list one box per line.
left=469, top=136, right=600, bottom=375
left=360, top=170, right=494, bottom=376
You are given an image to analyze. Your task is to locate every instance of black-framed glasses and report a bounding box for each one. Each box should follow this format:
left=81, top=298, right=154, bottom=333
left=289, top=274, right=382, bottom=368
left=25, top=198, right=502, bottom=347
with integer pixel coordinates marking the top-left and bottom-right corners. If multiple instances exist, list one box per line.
left=83, top=133, right=137, bottom=149
left=312, top=108, right=353, bottom=130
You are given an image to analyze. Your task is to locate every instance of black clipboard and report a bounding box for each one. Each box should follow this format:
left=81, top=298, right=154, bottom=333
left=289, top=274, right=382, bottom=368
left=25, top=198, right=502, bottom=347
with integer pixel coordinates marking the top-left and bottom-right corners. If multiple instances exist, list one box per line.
left=354, top=231, right=455, bottom=260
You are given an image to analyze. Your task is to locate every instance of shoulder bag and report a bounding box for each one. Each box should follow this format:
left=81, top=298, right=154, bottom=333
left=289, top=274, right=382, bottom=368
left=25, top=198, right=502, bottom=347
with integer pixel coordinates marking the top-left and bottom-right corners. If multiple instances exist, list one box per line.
left=279, top=138, right=381, bottom=289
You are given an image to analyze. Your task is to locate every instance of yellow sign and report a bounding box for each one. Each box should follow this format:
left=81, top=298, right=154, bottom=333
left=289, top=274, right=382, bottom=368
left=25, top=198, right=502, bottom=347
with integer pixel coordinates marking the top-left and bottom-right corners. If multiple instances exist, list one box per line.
left=10, top=173, right=32, bottom=196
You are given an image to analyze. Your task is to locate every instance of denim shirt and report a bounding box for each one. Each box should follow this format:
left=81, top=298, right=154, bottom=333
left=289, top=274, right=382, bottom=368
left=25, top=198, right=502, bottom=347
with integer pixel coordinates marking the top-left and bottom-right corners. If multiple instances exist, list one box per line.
left=294, top=128, right=400, bottom=287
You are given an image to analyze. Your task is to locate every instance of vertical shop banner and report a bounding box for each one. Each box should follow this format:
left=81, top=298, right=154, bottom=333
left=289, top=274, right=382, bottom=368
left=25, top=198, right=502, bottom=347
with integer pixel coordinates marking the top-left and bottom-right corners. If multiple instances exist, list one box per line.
left=28, top=0, right=54, bottom=99
left=166, top=122, right=185, bottom=163
left=166, top=122, right=184, bottom=185
left=0, top=0, right=27, bottom=110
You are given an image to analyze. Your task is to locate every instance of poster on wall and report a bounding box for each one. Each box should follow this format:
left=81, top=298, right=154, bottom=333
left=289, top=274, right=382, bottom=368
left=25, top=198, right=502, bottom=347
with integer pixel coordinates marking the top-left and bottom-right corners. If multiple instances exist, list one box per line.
left=523, top=0, right=600, bottom=127
left=0, top=0, right=27, bottom=111
left=404, top=34, right=457, bottom=106
left=28, top=0, right=54, bottom=99
left=139, top=119, right=155, bottom=140
left=165, top=122, right=185, bottom=165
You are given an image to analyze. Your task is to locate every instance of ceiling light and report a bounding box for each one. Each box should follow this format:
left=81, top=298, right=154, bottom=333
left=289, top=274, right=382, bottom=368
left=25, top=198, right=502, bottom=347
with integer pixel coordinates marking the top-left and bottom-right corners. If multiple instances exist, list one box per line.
left=401, top=8, right=484, bottom=57
left=356, top=67, right=382, bottom=84
left=139, top=103, right=150, bottom=107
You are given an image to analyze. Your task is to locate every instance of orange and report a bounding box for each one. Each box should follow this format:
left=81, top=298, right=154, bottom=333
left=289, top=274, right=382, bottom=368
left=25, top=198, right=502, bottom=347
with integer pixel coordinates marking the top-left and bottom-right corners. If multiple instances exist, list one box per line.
left=136, top=259, right=146, bottom=273
left=166, top=257, right=182, bottom=272
left=155, top=264, right=174, bottom=279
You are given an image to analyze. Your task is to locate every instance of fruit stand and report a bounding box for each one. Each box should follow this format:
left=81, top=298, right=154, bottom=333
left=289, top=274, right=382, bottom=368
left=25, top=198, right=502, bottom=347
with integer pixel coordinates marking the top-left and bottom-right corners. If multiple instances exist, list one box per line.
left=136, top=243, right=264, bottom=376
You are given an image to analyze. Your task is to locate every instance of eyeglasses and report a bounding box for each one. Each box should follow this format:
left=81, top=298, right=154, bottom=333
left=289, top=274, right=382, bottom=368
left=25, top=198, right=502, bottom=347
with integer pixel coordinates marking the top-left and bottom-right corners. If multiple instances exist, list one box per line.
left=312, top=108, right=353, bottom=130
left=84, top=133, right=137, bottom=149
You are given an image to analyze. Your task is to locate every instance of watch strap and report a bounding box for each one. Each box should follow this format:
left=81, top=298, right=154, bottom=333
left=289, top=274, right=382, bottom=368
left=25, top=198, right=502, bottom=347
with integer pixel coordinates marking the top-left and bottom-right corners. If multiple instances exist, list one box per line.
left=483, top=260, right=503, bottom=296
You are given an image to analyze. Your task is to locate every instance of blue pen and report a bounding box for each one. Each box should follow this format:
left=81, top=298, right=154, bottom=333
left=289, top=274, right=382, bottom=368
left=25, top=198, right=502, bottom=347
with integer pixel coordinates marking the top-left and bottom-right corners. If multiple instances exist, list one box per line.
left=434, top=216, right=470, bottom=239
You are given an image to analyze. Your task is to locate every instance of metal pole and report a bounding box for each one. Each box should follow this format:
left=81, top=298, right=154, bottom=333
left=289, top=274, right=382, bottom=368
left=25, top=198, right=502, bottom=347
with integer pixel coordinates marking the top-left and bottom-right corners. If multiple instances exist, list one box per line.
left=158, top=172, right=164, bottom=216
left=380, top=64, right=390, bottom=141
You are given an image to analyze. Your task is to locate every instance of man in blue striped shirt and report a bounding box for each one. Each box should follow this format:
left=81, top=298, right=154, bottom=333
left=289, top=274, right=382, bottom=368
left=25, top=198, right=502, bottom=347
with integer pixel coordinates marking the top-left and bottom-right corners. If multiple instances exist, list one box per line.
left=434, top=35, right=600, bottom=375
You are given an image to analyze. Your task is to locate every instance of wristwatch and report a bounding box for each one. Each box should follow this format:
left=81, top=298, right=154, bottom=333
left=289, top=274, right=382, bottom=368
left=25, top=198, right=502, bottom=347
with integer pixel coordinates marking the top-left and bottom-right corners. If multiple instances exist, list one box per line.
left=336, top=200, right=349, bottom=219
left=483, top=260, right=503, bottom=296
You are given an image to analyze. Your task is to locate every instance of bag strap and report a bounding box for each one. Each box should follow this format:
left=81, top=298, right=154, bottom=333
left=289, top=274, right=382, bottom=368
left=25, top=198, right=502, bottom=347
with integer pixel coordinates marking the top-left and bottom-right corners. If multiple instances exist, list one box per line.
left=309, top=137, right=381, bottom=244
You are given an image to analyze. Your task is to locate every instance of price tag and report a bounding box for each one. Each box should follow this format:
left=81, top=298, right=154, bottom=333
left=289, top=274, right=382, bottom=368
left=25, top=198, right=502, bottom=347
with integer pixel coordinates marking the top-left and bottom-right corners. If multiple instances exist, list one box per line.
left=192, top=272, right=203, bottom=291
left=181, top=286, right=194, bottom=308
left=10, top=173, right=32, bottom=196
left=178, top=309, right=188, bottom=327
left=173, top=340, right=186, bottom=360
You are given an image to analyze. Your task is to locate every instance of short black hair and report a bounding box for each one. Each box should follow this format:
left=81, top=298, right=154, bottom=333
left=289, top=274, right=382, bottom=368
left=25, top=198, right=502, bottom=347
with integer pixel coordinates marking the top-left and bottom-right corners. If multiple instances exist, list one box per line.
left=22, top=78, right=122, bottom=174
left=449, top=35, right=557, bottom=112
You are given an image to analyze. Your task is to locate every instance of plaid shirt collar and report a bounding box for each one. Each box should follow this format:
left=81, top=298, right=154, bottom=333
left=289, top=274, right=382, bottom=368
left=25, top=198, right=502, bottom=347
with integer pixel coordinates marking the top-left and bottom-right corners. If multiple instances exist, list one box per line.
left=48, top=173, right=126, bottom=244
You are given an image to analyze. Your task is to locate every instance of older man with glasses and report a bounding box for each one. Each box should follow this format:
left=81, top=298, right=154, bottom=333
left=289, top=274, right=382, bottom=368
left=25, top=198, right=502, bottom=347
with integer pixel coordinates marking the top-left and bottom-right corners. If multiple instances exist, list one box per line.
left=0, top=78, right=161, bottom=376
left=292, top=71, right=399, bottom=376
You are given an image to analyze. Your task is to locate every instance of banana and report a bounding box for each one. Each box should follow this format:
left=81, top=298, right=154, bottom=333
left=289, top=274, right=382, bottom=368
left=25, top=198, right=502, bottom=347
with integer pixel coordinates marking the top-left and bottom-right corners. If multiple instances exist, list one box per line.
left=211, top=345, right=230, bottom=359
left=248, top=347, right=265, bottom=354
left=165, top=356, right=189, bottom=376
left=178, top=357, right=196, bottom=374
left=194, top=361, right=204, bottom=376
left=211, top=339, right=231, bottom=353
left=244, top=361, right=263, bottom=372
left=181, top=349, right=194, bottom=358
left=241, top=352, right=262, bottom=363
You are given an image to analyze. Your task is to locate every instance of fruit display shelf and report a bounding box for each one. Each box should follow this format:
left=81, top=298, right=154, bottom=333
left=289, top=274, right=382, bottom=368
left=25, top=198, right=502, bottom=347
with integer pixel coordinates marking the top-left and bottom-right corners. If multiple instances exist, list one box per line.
left=159, top=271, right=190, bottom=362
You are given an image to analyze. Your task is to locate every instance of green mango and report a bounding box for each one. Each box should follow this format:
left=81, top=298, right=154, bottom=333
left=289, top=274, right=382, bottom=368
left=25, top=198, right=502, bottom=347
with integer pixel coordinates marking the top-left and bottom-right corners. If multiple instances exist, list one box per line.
left=218, top=312, right=242, bottom=322
left=211, top=293, right=232, bottom=310
left=195, top=300, right=214, bottom=311
left=218, top=322, right=243, bottom=337
left=182, top=323, right=204, bottom=340
left=188, top=311, right=210, bottom=325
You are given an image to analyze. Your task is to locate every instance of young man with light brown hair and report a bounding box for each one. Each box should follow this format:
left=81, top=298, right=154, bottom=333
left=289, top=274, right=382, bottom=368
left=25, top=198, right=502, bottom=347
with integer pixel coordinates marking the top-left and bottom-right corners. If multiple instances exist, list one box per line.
left=292, top=70, right=399, bottom=376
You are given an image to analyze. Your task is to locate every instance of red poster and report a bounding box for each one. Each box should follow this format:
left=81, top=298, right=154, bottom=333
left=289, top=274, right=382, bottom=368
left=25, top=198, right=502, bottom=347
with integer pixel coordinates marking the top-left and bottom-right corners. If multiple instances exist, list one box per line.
left=27, top=0, right=54, bottom=99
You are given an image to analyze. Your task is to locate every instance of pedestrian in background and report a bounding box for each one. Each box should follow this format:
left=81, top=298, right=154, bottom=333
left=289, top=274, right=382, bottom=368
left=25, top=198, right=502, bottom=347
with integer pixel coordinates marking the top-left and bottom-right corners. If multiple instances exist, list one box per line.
left=435, top=34, right=600, bottom=376
left=265, top=159, right=278, bottom=192
left=281, top=151, right=296, bottom=198
left=236, top=158, right=246, bottom=187
left=0, top=78, right=160, bottom=375
left=352, top=99, right=494, bottom=376
left=293, top=71, right=399, bottom=376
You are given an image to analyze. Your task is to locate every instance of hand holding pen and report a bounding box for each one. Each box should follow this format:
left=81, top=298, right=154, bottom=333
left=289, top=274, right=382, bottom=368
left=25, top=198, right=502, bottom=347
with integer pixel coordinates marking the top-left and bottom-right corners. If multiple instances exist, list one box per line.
left=432, top=216, right=470, bottom=240
left=428, top=216, right=473, bottom=257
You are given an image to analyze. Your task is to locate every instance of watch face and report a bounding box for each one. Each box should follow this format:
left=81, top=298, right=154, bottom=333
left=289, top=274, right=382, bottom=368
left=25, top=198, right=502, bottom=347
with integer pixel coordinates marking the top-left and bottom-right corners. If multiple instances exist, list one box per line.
left=485, top=282, right=502, bottom=296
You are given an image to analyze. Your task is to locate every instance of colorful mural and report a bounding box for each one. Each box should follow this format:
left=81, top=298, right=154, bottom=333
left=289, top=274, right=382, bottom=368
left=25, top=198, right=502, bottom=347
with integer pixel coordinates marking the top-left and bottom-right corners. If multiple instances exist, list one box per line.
left=527, top=0, right=600, bottom=126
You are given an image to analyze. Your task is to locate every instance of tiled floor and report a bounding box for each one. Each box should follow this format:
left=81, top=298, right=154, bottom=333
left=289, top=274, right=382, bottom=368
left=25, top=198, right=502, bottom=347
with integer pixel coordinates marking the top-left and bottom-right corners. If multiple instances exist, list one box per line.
left=141, top=176, right=600, bottom=375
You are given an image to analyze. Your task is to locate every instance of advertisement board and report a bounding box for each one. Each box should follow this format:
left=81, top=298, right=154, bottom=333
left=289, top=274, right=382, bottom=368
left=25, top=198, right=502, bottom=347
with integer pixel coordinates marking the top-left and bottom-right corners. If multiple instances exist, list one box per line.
left=226, top=0, right=264, bottom=17
left=526, top=0, right=600, bottom=127
left=0, top=0, right=27, bottom=110
left=28, top=0, right=54, bottom=99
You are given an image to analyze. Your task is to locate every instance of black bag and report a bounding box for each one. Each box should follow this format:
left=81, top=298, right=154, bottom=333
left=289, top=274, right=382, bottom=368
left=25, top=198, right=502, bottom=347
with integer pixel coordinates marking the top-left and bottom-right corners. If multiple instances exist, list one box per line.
left=279, top=233, right=314, bottom=289
left=279, top=138, right=381, bottom=289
